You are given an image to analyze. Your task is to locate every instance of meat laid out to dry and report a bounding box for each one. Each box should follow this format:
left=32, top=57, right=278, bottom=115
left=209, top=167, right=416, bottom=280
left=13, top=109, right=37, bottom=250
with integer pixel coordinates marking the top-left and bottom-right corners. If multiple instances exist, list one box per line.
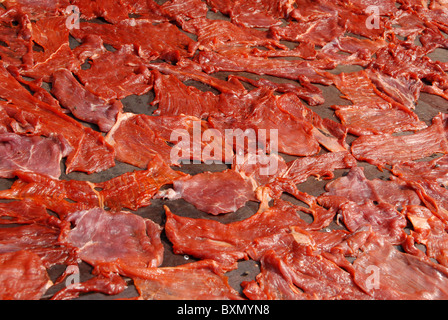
left=0, top=0, right=447, bottom=301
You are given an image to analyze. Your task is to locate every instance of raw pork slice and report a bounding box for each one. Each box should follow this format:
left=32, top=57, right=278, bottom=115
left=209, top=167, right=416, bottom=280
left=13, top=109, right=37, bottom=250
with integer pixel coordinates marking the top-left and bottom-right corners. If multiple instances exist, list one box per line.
left=64, top=208, right=164, bottom=271
left=0, top=133, right=68, bottom=179
left=351, top=113, right=448, bottom=167
left=169, top=169, right=255, bottom=215
left=119, top=260, right=243, bottom=300
left=51, top=69, right=121, bottom=132
left=0, top=250, right=52, bottom=300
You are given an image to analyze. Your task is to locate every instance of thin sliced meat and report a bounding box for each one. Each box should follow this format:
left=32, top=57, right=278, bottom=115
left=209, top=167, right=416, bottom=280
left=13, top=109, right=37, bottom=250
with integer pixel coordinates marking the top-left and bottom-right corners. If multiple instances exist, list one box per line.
left=0, top=63, right=115, bottom=174
left=148, top=58, right=247, bottom=95
left=338, top=201, right=407, bottom=245
left=392, top=155, right=448, bottom=187
left=243, top=246, right=371, bottom=300
left=164, top=199, right=330, bottom=269
left=351, top=113, right=448, bottom=167
left=197, top=50, right=334, bottom=85
left=74, top=44, right=153, bottom=101
left=332, top=103, right=427, bottom=136
left=0, top=200, right=51, bottom=225
left=0, top=250, right=52, bottom=300
left=71, top=19, right=196, bottom=62
left=0, top=0, right=69, bottom=20
left=403, top=205, right=448, bottom=266
left=0, top=8, right=33, bottom=69
left=319, top=166, right=421, bottom=209
left=162, top=0, right=209, bottom=24
left=183, top=18, right=285, bottom=52
left=119, top=260, right=243, bottom=300
left=278, top=151, right=357, bottom=185
left=0, top=133, right=69, bottom=179
left=151, top=69, right=219, bottom=118
left=277, top=93, right=349, bottom=152
left=63, top=208, right=164, bottom=271
left=169, top=169, right=255, bottom=215
left=96, top=155, right=188, bottom=211
left=349, top=232, right=448, bottom=299
left=0, top=219, right=76, bottom=268
left=51, top=69, right=122, bottom=132
left=0, top=170, right=100, bottom=219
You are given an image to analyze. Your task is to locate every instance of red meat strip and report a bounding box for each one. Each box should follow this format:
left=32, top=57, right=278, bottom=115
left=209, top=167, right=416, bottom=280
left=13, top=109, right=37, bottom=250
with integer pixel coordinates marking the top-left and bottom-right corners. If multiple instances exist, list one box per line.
left=51, top=69, right=121, bottom=132
left=0, top=8, right=33, bottom=69
left=365, top=69, right=423, bottom=110
left=403, top=205, right=448, bottom=266
left=183, top=18, right=285, bottom=53
left=348, top=232, right=448, bottom=299
left=243, top=247, right=371, bottom=300
left=0, top=250, right=52, bottom=300
left=392, top=155, right=448, bottom=187
left=148, top=58, right=247, bottom=95
left=231, top=75, right=325, bottom=106
left=118, top=260, right=243, bottom=300
left=319, top=166, right=421, bottom=209
left=0, top=0, right=69, bottom=20
left=351, top=113, right=448, bottom=167
left=318, top=36, right=387, bottom=67
left=206, top=0, right=293, bottom=28
left=197, top=50, right=334, bottom=85
left=0, top=200, right=51, bottom=225
left=0, top=133, right=68, bottom=179
left=338, top=201, right=407, bottom=245
left=74, top=44, right=153, bottom=101
left=271, top=14, right=345, bottom=47
left=164, top=199, right=333, bottom=269
left=0, top=64, right=115, bottom=174
left=0, top=156, right=186, bottom=215
left=63, top=208, right=164, bottom=271
left=329, top=70, right=426, bottom=135
left=209, top=88, right=321, bottom=157
left=96, top=155, right=188, bottom=211
left=106, top=113, right=233, bottom=167
left=71, top=19, right=196, bottom=62
left=0, top=171, right=100, bottom=218
left=279, top=151, right=357, bottom=186
left=332, top=103, right=427, bottom=136
left=169, top=169, right=255, bottom=215
left=105, top=113, right=174, bottom=168
left=0, top=219, right=76, bottom=268
left=51, top=273, right=127, bottom=301
left=151, top=69, right=219, bottom=118
left=161, top=0, right=209, bottom=24
left=276, top=93, right=349, bottom=152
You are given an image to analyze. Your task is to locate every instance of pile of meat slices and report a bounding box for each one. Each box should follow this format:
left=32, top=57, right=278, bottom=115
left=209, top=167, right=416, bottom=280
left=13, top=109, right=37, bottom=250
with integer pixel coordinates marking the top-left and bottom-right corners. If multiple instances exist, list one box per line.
left=0, top=0, right=448, bottom=300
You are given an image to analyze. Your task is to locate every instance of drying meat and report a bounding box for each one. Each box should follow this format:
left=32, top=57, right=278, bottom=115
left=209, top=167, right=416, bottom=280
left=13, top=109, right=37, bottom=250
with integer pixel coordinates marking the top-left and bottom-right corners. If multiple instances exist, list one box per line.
left=63, top=208, right=164, bottom=272
left=351, top=113, right=448, bottom=167
left=392, top=155, right=448, bottom=187
left=0, top=250, right=52, bottom=300
left=51, top=68, right=122, bottom=132
left=0, top=133, right=68, bottom=179
left=119, top=260, right=243, bottom=300
left=347, top=232, right=448, bottom=299
left=167, top=169, right=255, bottom=215
left=151, top=69, right=219, bottom=118
left=95, top=155, right=188, bottom=211
left=164, top=198, right=335, bottom=269
left=279, top=151, right=357, bottom=186
left=0, top=63, right=115, bottom=174
left=319, top=166, right=421, bottom=209
left=71, top=19, right=196, bottom=62
left=74, top=44, right=153, bottom=101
